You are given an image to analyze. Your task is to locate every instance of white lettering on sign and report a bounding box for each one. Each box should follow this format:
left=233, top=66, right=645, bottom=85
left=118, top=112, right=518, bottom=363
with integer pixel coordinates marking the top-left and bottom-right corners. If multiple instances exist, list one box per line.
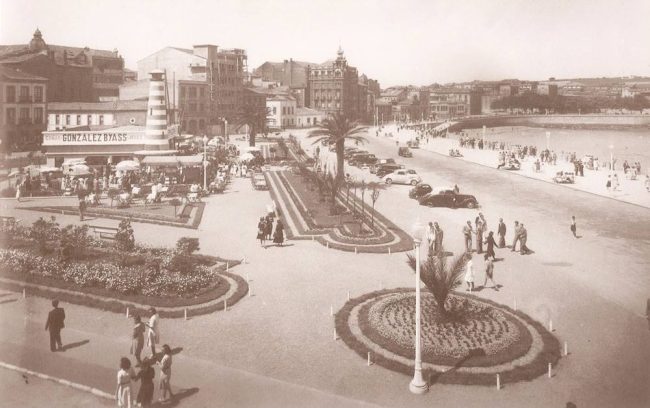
left=43, top=131, right=146, bottom=146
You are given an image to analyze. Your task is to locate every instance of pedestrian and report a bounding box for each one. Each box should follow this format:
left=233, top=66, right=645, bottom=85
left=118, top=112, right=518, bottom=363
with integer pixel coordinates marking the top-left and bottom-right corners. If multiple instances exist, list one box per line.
left=570, top=216, right=577, bottom=238
left=484, top=231, right=497, bottom=261
left=146, top=307, right=160, bottom=359
left=475, top=217, right=484, bottom=254
left=15, top=180, right=22, bottom=202
left=78, top=196, right=86, bottom=221
left=479, top=212, right=488, bottom=231
left=433, top=222, right=444, bottom=255
left=519, top=223, right=530, bottom=255
left=462, top=221, right=474, bottom=252
left=130, top=315, right=145, bottom=366
left=134, top=357, right=155, bottom=407
left=264, top=215, right=273, bottom=241
left=257, top=217, right=266, bottom=246
left=606, top=175, right=612, bottom=191
left=426, top=222, right=435, bottom=253
left=45, top=299, right=65, bottom=352
left=158, top=344, right=174, bottom=403
left=483, top=254, right=497, bottom=290
left=497, top=218, right=506, bottom=248
left=115, top=357, right=138, bottom=408
left=273, top=219, right=285, bottom=246
left=511, top=221, right=521, bottom=252
left=464, top=254, right=474, bottom=292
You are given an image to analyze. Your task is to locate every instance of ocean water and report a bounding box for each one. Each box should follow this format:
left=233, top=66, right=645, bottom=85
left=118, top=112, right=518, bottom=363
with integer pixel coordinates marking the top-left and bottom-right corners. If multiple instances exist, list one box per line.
left=452, top=126, right=650, bottom=170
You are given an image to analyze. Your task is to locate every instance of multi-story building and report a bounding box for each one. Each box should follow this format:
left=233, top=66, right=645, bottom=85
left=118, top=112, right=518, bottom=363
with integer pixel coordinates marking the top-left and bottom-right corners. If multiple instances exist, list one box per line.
left=295, top=107, right=325, bottom=128
left=0, top=29, right=124, bottom=102
left=306, top=48, right=360, bottom=120
left=429, top=88, right=471, bottom=119
left=46, top=100, right=147, bottom=131
left=177, top=80, right=209, bottom=134
left=0, top=66, right=48, bottom=152
left=242, top=87, right=269, bottom=134
left=254, top=59, right=314, bottom=89
left=123, top=44, right=247, bottom=135
left=267, top=95, right=296, bottom=129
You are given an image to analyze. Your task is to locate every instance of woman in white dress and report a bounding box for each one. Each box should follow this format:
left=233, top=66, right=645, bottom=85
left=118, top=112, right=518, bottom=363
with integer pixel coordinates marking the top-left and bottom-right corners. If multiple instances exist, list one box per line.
left=115, top=357, right=138, bottom=408
left=147, top=307, right=160, bottom=358
left=464, top=255, right=475, bottom=292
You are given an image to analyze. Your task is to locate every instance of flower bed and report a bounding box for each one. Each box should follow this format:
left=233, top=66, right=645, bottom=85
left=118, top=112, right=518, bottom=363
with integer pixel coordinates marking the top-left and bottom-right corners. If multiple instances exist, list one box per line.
left=336, top=288, right=561, bottom=385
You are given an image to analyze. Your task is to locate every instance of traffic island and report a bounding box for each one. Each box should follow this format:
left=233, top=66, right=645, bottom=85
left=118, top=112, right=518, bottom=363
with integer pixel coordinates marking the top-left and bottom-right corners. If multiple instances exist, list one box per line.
left=335, top=288, right=561, bottom=385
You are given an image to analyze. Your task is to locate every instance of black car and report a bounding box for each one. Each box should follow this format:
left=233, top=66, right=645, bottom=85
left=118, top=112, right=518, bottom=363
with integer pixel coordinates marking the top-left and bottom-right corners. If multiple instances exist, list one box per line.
left=409, top=183, right=432, bottom=199
left=376, top=163, right=403, bottom=178
left=349, top=154, right=377, bottom=166
left=418, top=191, right=478, bottom=209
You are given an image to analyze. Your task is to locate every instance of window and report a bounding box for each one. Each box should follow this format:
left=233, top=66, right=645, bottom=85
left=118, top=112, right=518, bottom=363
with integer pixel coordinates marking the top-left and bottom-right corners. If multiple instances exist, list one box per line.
left=189, top=103, right=196, bottom=112
left=55, top=114, right=60, bottom=125
left=34, top=107, right=43, bottom=124
left=199, top=103, right=204, bottom=112
left=6, top=86, right=15, bottom=103
left=87, top=115, right=92, bottom=125
left=34, top=86, right=43, bottom=102
left=76, top=115, right=81, bottom=125
left=200, top=88, right=205, bottom=97
left=282, top=107, right=286, bottom=115
left=19, top=108, right=30, bottom=124
left=180, top=87, right=186, bottom=98
left=65, top=115, right=71, bottom=125
left=20, top=86, right=30, bottom=102
left=99, top=115, right=104, bottom=125
left=272, top=107, right=277, bottom=114
left=307, top=117, right=311, bottom=125
left=189, top=87, right=197, bottom=98
left=6, top=108, right=16, bottom=124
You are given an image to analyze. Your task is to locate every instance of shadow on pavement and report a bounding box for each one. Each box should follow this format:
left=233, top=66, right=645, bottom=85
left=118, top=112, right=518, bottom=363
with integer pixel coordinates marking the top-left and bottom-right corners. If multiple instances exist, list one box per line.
left=428, top=348, right=486, bottom=385
left=60, top=339, right=90, bottom=351
left=151, top=387, right=199, bottom=407
left=0, top=298, right=18, bottom=305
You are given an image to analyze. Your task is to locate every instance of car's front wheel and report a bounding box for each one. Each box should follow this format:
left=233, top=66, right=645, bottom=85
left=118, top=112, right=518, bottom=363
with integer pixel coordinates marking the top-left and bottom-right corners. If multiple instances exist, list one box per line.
left=466, top=201, right=476, bottom=209
left=410, top=179, right=418, bottom=186
left=385, top=178, right=392, bottom=185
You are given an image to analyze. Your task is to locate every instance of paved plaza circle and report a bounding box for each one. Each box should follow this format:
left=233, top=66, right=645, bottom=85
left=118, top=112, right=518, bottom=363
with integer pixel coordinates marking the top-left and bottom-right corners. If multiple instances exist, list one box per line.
left=336, top=288, right=561, bottom=385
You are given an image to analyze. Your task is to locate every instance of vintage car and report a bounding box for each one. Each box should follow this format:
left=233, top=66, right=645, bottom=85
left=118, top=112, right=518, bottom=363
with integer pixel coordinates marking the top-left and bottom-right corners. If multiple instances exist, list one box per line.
left=553, top=171, right=576, bottom=184
left=381, top=169, right=422, bottom=185
left=418, top=190, right=478, bottom=209
left=407, top=139, right=420, bottom=149
left=375, top=163, right=404, bottom=178
left=398, top=147, right=413, bottom=157
left=251, top=173, right=268, bottom=190
left=409, top=183, right=433, bottom=199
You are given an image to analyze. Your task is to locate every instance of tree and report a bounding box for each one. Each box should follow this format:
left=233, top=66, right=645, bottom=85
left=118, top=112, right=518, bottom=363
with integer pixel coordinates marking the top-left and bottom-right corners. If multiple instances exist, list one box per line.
left=369, top=183, right=382, bottom=228
left=234, top=104, right=272, bottom=147
left=30, top=217, right=59, bottom=254
left=115, top=219, right=135, bottom=252
left=307, top=113, right=368, bottom=208
left=406, top=252, right=468, bottom=321
left=359, top=180, right=367, bottom=230
left=176, top=237, right=200, bottom=255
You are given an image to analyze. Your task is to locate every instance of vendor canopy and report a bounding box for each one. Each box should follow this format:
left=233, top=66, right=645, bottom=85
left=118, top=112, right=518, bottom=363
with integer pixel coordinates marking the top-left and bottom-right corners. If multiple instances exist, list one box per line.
left=142, top=156, right=203, bottom=166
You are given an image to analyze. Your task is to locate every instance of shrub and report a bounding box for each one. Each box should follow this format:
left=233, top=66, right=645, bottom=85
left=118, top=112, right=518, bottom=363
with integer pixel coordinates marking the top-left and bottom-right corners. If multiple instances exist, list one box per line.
left=58, top=224, right=90, bottom=262
left=176, top=237, right=200, bottom=255
left=115, top=219, right=135, bottom=252
left=1, top=187, right=17, bottom=198
left=29, top=217, right=60, bottom=254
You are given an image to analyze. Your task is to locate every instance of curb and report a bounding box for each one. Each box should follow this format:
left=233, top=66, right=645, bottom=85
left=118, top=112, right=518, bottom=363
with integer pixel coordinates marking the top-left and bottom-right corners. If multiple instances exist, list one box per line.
left=0, top=361, right=113, bottom=400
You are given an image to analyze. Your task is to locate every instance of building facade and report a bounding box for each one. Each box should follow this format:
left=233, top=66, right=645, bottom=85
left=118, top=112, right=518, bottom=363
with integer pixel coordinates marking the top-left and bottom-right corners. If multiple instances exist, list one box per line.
left=0, top=29, right=124, bottom=102
left=46, top=100, right=148, bottom=131
left=0, top=66, right=48, bottom=152
left=267, top=96, right=296, bottom=129
left=306, top=48, right=360, bottom=120
left=295, top=107, right=325, bottom=127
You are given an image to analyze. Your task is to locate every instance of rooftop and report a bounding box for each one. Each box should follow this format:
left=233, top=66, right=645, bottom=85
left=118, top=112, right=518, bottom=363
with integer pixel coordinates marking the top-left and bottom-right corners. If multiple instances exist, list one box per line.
left=48, top=100, right=148, bottom=112
left=0, top=66, right=48, bottom=81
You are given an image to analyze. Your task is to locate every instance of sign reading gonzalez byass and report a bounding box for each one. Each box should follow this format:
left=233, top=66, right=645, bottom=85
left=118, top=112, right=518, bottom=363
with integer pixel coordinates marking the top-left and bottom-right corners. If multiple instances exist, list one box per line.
left=43, top=131, right=146, bottom=146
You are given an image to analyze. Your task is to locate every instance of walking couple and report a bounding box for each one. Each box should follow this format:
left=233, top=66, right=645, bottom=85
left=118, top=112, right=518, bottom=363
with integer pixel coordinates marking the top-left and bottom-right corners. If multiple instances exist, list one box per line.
left=257, top=216, right=285, bottom=247
left=425, top=222, right=444, bottom=256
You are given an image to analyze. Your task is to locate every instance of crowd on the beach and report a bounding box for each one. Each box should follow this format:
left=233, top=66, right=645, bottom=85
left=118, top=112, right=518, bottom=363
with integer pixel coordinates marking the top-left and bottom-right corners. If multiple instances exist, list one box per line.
left=46, top=301, right=173, bottom=407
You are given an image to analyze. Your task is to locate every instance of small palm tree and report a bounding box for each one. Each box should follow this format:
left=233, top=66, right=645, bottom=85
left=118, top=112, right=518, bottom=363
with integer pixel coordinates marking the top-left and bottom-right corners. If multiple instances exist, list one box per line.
left=406, top=251, right=468, bottom=321
left=234, top=104, right=272, bottom=147
left=307, top=112, right=367, bottom=207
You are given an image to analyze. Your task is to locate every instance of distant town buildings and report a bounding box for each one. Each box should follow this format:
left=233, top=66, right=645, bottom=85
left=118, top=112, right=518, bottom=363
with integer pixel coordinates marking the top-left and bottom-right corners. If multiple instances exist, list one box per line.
left=46, top=100, right=148, bottom=131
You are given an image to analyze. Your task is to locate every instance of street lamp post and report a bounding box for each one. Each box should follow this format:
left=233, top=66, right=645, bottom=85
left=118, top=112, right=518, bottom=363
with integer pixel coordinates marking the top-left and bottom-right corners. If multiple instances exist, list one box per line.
left=203, top=135, right=208, bottom=191
left=546, top=131, right=551, bottom=150
left=609, top=144, right=614, bottom=173
left=409, top=222, right=428, bottom=395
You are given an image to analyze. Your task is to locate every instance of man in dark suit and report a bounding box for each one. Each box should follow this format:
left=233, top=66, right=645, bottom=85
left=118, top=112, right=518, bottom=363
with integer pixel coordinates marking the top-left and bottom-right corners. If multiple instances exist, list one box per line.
left=45, top=300, right=65, bottom=352
left=497, top=218, right=507, bottom=248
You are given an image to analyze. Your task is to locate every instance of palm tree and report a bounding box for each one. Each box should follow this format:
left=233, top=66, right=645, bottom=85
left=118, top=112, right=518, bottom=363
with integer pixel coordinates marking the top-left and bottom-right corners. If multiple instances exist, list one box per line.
left=406, top=252, right=468, bottom=321
left=307, top=112, right=367, bottom=207
left=234, top=104, right=272, bottom=147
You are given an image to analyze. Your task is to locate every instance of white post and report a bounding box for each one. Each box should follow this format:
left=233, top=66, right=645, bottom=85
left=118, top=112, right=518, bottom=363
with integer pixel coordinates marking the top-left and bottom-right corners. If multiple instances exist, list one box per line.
left=564, top=341, right=568, bottom=356
left=223, top=300, right=227, bottom=311
left=203, top=135, right=208, bottom=191
left=22, top=288, right=26, bottom=299
left=334, top=329, right=338, bottom=340
left=367, top=352, right=371, bottom=366
left=326, top=241, right=329, bottom=249
left=548, top=363, right=552, bottom=378
left=126, top=307, right=129, bottom=318
left=496, top=374, right=501, bottom=390
left=226, top=262, right=229, bottom=272
left=549, top=319, right=553, bottom=332
left=184, top=308, right=188, bottom=321
left=347, top=291, right=350, bottom=301
left=388, top=247, right=391, bottom=255
left=246, top=274, right=250, bottom=282
left=409, top=238, right=428, bottom=394
left=355, top=247, right=357, bottom=254
left=330, top=305, right=334, bottom=316
left=249, top=284, right=253, bottom=297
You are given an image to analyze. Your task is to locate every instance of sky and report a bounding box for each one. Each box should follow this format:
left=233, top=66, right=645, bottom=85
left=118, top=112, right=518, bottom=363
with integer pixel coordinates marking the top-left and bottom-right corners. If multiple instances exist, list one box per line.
left=1, top=0, right=649, bottom=87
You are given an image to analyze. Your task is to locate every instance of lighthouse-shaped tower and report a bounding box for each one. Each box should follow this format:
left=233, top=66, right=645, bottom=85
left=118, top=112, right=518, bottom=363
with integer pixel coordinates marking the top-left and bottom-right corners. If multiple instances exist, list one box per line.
left=144, top=70, right=168, bottom=150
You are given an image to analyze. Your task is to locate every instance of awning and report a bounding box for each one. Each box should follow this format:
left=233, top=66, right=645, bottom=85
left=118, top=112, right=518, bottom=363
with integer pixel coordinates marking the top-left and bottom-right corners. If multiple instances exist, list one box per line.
left=141, top=156, right=204, bottom=166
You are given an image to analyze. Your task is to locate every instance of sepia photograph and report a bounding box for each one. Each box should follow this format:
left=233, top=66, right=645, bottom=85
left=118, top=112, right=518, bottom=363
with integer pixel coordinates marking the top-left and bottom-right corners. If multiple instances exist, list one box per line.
left=0, top=0, right=649, bottom=407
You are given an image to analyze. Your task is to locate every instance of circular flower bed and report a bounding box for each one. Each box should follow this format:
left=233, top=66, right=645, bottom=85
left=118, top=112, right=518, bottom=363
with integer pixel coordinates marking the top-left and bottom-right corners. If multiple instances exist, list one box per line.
left=336, top=288, right=560, bottom=385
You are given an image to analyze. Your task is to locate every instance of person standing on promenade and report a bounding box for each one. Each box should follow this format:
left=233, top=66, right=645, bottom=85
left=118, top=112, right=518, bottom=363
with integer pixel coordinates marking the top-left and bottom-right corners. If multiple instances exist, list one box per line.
left=146, top=308, right=160, bottom=359
left=273, top=219, right=285, bottom=247
left=483, top=254, right=497, bottom=290
left=131, top=315, right=145, bottom=367
left=464, top=254, right=475, bottom=292
left=511, top=221, right=521, bottom=252
left=257, top=217, right=266, bottom=246
left=135, top=357, right=155, bottom=407
left=484, top=231, right=497, bottom=261
left=463, top=221, right=474, bottom=253
left=115, top=357, right=138, bottom=408
left=45, top=299, right=65, bottom=352
left=264, top=215, right=273, bottom=241
left=479, top=213, right=488, bottom=231
left=433, top=222, right=444, bottom=256
left=519, top=224, right=530, bottom=255
left=475, top=217, right=484, bottom=254
left=497, top=218, right=507, bottom=248
left=570, top=216, right=578, bottom=238
left=426, top=222, right=435, bottom=253
left=158, top=345, right=174, bottom=403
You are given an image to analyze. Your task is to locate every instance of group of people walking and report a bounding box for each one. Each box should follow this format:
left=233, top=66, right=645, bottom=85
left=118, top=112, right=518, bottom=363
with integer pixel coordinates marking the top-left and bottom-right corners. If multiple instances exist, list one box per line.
left=256, top=215, right=284, bottom=247
left=425, top=221, right=444, bottom=255
left=462, top=215, right=530, bottom=257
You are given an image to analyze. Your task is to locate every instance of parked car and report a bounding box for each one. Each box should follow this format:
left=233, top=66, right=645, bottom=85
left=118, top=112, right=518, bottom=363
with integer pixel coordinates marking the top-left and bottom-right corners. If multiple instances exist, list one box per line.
left=349, top=154, right=377, bottom=167
left=407, top=139, right=420, bottom=149
left=418, top=191, right=478, bottom=209
left=376, top=163, right=404, bottom=178
left=398, top=147, right=413, bottom=157
left=252, top=173, right=268, bottom=190
left=377, top=158, right=396, bottom=165
left=381, top=169, right=421, bottom=185
left=409, top=183, right=433, bottom=199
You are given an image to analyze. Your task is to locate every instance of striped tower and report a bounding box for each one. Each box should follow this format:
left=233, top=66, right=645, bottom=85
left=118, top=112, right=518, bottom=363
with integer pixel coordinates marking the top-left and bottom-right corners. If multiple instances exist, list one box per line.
left=144, top=70, right=168, bottom=150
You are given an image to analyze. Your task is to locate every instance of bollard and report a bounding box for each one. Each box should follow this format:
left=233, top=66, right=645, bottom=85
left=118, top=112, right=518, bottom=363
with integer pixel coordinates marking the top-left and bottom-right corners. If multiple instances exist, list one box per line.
left=549, top=319, right=553, bottom=332
left=184, top=309, right=188, bottom=321
left=126, top=307, right=129, bottom=318
left=564, top=341, right=568, bottom=356
left=496, top=374, right=501, bottom=390
left=334, top=329, right=338, bottom=340
left=367, top=352, right=371, bottom=366
left=388, top=247, right=391, bottom=255
left=22, top=288, right=26, bottom=299
left=326, top=241, right=329, bottom=249
left=513, top=297, right=517, bottom=311
left=355, top=247, right=357, bottom=254
left=223, top=300, right=227, bottom=311
left=548, top=363, right=552, bottom=378
left=226, top=262, right=229, bottom=272
left=347, top=291, right=350, bottom=301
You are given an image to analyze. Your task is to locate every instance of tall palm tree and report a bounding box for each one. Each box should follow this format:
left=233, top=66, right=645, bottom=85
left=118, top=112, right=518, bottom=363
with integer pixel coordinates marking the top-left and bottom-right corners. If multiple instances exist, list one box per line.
left=307, top=112, right=367, bottom=206
left=234, top=104, right=272, bottom=147
left=406, top=252, right=468, bottom=321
